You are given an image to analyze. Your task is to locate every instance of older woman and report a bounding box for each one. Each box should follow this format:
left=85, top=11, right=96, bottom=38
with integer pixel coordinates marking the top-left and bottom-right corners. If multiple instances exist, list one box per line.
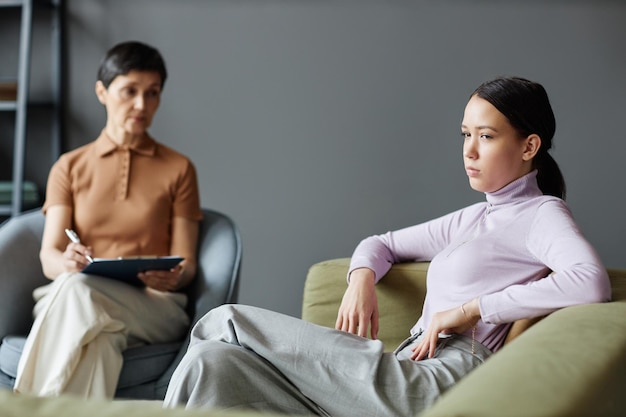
left=14, top=41, right=202, bottom=399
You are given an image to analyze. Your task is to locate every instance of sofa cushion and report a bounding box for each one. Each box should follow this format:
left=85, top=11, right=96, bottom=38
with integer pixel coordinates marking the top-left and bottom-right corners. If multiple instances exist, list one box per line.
left=607, top=268, right=626, bottom=302
left=0, top=388, right=279, bottom=417
left=302, top=258, right=427, bottom=351
left=0, top=336, right=25, bottom=378
left=0, top=367, right=14, bottom=388
left=117, top=342, right=181, bottom=388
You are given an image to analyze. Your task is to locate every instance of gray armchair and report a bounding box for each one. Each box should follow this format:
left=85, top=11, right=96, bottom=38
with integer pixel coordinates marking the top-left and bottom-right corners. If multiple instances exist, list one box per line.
left=0, top=208, right=242, bottom=400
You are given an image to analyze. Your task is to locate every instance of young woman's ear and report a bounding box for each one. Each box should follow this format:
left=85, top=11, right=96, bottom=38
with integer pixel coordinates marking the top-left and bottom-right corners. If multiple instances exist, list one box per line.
left=522, top=134, right=542, bottom=161
left=95, top=81, right=107, bottom=105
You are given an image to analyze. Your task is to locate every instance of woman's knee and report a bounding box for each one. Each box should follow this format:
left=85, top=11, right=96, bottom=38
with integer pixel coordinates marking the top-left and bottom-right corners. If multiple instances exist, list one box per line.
left=34, top=272, right=91, bottom=304
left=190, top=304, right=240, bottom=339
left=174, top=342, right=245, bottom=386
left=166, top=342, right=247, bottom=408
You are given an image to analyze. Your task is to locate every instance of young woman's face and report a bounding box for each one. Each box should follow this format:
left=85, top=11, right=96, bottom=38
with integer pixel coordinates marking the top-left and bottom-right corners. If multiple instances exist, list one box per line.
left=95, top=70, right=162, bottom=140
left=461, top=95, right=536, bottom=193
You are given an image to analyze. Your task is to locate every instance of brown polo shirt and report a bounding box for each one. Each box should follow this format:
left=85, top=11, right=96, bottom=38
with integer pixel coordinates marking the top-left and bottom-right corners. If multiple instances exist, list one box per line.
left=43, top=131, right=202, bottom=259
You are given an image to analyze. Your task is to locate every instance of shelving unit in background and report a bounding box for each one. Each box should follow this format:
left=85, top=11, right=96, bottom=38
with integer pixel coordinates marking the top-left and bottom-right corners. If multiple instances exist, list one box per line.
left=0, top=0, right=63, bottom=218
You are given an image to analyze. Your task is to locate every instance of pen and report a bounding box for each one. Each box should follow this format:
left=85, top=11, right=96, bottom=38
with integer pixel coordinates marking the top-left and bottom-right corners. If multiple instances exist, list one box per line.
left=64, top=228, right=94, bottom=263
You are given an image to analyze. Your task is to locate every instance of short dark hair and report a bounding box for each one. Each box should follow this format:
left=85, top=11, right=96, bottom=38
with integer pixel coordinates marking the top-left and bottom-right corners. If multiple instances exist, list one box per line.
left=472, top=76, right=566, bottom=200
left=97, top=41, right=167, bottom=89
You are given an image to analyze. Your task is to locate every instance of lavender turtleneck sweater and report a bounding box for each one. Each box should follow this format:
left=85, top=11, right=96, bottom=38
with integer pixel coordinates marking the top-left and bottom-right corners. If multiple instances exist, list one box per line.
left=349, top=171, right=611, bottom=352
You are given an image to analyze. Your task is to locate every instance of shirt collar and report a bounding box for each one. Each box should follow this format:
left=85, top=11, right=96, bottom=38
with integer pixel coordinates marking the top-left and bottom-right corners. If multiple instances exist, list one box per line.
left=485, top=170, right=543, bottom=207
left=94, top=130, right=157, bottom=157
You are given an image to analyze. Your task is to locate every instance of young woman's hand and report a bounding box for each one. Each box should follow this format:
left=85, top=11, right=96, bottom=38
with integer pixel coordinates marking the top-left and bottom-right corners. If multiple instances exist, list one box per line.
left=411, top=298, right=480, bottom=361
left=335, top=267, right=379, bottom=339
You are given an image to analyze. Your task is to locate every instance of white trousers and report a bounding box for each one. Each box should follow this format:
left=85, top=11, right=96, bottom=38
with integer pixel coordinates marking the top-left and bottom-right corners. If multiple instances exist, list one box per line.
left=165, top=305, right=492, bottom=416
left=14, top=272, right=189, bottom=399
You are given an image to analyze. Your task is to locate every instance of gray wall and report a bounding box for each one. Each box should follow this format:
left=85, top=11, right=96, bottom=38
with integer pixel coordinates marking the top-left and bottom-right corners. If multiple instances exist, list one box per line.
left=29, top=1, right=626, bottom=317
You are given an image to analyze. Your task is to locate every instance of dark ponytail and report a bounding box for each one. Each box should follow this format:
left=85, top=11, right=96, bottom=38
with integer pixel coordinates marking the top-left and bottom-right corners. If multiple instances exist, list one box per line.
left=535, top=152, right=566, bottom=200
left=472, top=77, right=566, bottom=199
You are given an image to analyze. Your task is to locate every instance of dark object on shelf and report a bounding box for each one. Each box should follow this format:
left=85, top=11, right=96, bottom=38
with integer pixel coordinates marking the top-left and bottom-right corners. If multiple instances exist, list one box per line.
left=0, top=0, right=64, bottom=217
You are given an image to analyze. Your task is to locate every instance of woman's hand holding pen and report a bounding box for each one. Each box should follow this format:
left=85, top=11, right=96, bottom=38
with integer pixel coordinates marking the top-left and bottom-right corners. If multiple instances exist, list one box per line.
left=63, top=229, right=94, bottom=272
left=411, top=298, right=481, bottom=361
left=63, top=241, right=94, bottom=272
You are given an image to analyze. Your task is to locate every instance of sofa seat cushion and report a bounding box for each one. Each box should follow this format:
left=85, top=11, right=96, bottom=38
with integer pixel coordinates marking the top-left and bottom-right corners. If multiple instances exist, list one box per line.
left=0, top=335, right=181, bottom=389
left=0, top=336, right=24, bottom=378
left=116, top=342, right=181, bottom=388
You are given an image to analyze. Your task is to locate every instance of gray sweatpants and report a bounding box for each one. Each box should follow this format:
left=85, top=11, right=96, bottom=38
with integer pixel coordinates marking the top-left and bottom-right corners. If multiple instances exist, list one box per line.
left=164, top=304, right=491, bottom=417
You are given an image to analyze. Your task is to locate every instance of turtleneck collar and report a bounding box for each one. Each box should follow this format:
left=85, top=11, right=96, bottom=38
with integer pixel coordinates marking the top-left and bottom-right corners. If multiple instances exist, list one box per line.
left=485, top=170, right=543, bottom=206
left=93, top=130, right=157, bottom=157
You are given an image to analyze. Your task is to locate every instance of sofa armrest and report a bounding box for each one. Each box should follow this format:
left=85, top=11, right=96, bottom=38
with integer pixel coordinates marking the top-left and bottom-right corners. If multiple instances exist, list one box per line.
left=421, top=300, right=626, bottom=417
left=0, top=389, right=283, bottom=417
left=302, top=258, right=428, bottom=351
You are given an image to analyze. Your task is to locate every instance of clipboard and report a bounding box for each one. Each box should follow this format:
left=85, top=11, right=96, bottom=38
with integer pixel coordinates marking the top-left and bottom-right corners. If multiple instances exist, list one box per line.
left=81, top=256, right=184, bottom=286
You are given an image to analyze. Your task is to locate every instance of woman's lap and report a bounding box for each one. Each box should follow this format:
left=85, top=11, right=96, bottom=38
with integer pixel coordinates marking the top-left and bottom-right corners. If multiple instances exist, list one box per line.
left=33, top=272, right=189, bottom=345
left=166, top=304, right=490, bottom=416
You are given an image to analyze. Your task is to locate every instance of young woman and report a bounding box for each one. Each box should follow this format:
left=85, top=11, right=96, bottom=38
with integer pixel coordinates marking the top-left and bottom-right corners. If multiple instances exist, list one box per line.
left=14, top=41, right=202, bottom=399
left=163, top=77, right=610, bottom=416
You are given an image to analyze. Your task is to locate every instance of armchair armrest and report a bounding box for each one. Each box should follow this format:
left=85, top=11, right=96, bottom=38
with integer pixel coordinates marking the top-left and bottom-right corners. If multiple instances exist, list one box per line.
left=0, top=210, right=48, bottom=339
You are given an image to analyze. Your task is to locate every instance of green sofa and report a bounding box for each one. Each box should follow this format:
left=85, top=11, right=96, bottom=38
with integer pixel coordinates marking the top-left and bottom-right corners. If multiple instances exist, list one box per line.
left=1, top=258, right=625, bottom=416
left=302, top=259, right=626, bottom=417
